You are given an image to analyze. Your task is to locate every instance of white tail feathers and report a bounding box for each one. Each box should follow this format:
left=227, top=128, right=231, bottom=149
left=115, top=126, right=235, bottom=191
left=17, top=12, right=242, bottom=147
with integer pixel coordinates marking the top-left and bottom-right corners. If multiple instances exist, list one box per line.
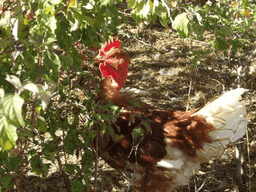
left=193, top=88, right=247, bottom=160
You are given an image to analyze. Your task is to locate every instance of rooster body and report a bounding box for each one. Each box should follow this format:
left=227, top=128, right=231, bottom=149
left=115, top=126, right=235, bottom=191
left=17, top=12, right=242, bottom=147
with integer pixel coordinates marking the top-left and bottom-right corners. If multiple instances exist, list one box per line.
left=95, top=38, right=247, bottom=191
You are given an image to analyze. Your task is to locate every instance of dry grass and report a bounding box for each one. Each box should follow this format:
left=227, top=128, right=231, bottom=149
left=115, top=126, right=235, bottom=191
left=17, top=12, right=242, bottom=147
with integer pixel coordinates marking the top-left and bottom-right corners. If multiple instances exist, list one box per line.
left=20, top=22, right=256, bottom=192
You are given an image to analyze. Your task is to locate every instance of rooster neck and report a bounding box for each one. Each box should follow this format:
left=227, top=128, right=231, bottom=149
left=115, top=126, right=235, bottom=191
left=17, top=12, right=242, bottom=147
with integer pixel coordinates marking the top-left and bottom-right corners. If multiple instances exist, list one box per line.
left=99, top=78, right=152, bottom=115
left=100, top=78, right=120, bottom=100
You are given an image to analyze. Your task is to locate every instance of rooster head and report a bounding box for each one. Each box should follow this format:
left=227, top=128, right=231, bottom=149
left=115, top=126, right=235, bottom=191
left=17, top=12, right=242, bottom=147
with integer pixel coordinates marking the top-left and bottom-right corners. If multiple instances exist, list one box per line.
left=99, top=37, right=121, bottom=57
left=98, top=37, right=130, bottom=90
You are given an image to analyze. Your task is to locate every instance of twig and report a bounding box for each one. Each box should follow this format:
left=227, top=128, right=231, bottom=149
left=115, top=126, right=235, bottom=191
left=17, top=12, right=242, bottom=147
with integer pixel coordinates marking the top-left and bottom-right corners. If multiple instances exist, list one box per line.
left=210, top=78, right=225, bottom=92
left=234, top=64, right=246, bottom=192
left=186, top=79, right=192, bottom=111
left=56, top=148, right=71, bottom=192
left=194, top=174, right=197, bottom=191
left=160, top=0, right=173, bottom=23
left=118, top=10, right=131, bottom=17
left=37, top=48, right=43, bottom=83
left=197, top=179, right=206, bottom=191
left=133, top=37, right=152, bottom=47
left=185, top=38, right=210, bottom=46
left=130, top=35, right=175, bottom=52
left=30, top=101, right=37, bottom=130
left=94, top=127, right=99, bottom=190
left=246, top=127, right=251, bottom=192
left=18, top=138, right=23, bottom=192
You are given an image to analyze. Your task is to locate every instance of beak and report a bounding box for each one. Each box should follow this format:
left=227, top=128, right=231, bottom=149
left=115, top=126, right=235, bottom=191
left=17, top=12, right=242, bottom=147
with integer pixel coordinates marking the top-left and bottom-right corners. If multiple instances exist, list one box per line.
left=95, top=54, right=119, bottom=70
left=94, top=54, right=104, bottom=63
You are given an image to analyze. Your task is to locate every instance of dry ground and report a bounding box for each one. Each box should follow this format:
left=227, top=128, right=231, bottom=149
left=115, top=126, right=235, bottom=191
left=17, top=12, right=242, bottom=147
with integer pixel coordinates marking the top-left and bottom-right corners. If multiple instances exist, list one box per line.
left=19, top=21, right=256, bottom=192
left=92, top=22, right=256, bottom=192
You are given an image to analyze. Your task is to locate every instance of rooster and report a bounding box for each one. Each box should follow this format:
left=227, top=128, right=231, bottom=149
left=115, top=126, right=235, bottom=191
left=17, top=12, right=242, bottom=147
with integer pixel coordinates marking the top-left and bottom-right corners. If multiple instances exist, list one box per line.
left=95, top=38, right=247, bottom=192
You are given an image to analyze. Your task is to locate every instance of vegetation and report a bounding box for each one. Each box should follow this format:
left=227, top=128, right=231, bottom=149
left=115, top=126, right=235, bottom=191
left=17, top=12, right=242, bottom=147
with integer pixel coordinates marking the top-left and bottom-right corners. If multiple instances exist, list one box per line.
left=0, top=0, right=255, bottom=191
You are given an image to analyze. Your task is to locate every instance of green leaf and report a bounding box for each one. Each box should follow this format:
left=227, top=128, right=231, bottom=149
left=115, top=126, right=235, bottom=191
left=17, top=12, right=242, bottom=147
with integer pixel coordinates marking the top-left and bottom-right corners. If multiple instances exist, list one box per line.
left=23, top=51, right=38, bottom=81
left=45, top=15, right=57, bottom=34
left=153, top=0, right=159, bottom=13
left=231, top=38, right=241, bottom=54
left=102, top=101, right=113, bottom=112
left=70, top=47, right=82, bottom=67
left=241, top=0, right=249, bottom=8
left=5, top=75, right=22, bottom=90
left=84, top=16, right=95, bottom=26
left=141, top=0, right=151, bottom=18
left=110, top=105, right=121, bottom=114
left=63, top=131, right=81, bottom=154
left=218, top=26, right=233, bottom=37
left=158, top=11, right=168, bottom=28
left=132, top=126, right=143, bottom=138
left=128, top=0, right=136, bottom=8
left=141, top=119, right=151, bottom=133
left=190, top=21, right=204, bottom=40
left=31, top=155, right=42, bottom=174
left=0, top=89, right=5, bottom=101
left=0, top=166, right=4, bottom=174
left=23, top=18, right=28, bottom=25
left=1, top=95, right=25, bottom=127
left=31, top=155, right=49, bottom=176
left=45, top=5, right=54, bottom=15
left=23, top=83, right=40, bottom=94
left=0, top=11, right=11, bottom=28
left=0, top=115, right=18, bottom=151
left=100, top=0, right=113, bottom=6
left=213, top=37, right=229, bottom=51
left=37, top=116, right=47, bottom=133
left=46, top=51, right=61, bottom=69
left=2, top=174, right=14, bottom=189
left=55, top=14, right=72, bottom=49
left=66, top=164, right=79, bottom=175
left=68, top=0, right=76, bottom=7
left=9, top=156, right=20, bottom=172
left=43, top=50, right=61, bottom=83
left=71, top=178, right=84, bottom=192
left=37, top=81, right=56, bottom=110
left=43, top=141, right=56, bottom=160
left=129, top=99, right=141, bottom=107
left=101, top=114, right=117, bottom=121
left=60, top=55, right=73, bottom=69
left=172, top=13, right=190, bottom=38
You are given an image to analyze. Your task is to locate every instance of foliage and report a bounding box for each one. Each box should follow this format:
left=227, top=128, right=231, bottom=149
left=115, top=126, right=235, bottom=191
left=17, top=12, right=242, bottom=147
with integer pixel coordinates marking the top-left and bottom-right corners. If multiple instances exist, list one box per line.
left=0, top=0, right=255, bottom=191
left=0, top=0, right=125, bottom=190
left=130, top=0, right=256, bottom=67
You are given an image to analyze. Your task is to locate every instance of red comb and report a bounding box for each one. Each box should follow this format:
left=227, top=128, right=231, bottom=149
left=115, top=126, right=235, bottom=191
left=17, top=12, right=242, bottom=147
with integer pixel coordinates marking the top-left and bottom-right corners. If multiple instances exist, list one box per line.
left=99, top=37, right=121, bottom=56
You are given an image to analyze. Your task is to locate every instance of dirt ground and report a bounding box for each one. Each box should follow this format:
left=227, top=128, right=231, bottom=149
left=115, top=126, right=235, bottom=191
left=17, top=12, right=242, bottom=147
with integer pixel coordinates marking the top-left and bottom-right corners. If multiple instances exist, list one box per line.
left=92, top=23, right=256, bottom=192
left=18, top=18, right=256, bottom=192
